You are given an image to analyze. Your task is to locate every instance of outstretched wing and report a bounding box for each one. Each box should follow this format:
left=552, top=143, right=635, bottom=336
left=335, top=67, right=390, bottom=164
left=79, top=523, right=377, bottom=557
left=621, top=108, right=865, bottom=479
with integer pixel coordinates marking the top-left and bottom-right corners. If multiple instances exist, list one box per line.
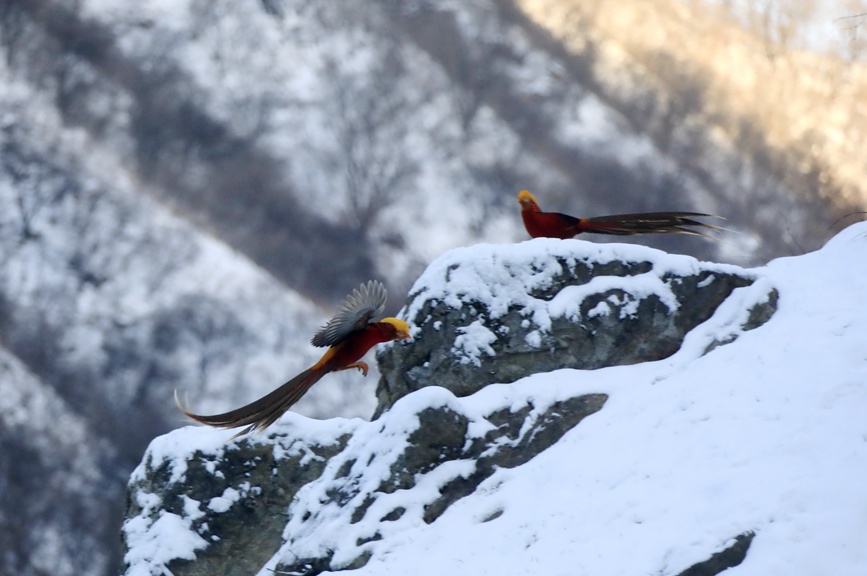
left=310, top=280, right=387, bottom=347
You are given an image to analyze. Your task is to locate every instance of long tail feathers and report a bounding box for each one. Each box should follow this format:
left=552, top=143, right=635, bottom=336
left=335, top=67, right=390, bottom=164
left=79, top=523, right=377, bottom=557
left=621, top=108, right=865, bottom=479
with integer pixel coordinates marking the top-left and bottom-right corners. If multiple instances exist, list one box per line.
left=580, top=212, right=723, bottom=238
left=175, top=368, right=326, bottom=438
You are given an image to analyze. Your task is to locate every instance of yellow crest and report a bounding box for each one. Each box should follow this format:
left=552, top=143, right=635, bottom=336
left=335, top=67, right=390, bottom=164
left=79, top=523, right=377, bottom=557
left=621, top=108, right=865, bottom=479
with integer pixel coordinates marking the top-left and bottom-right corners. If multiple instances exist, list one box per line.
left=517, top=190, right=538, bottom=205
left=381, top=317, right=411, bottom=339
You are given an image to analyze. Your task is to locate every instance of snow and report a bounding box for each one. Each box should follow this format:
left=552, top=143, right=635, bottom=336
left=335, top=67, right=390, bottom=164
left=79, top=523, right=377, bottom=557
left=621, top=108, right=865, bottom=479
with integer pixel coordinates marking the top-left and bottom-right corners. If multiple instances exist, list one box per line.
left=125, top=223, right=867, bottom=575
left=124, top=509, right=208, bottom=576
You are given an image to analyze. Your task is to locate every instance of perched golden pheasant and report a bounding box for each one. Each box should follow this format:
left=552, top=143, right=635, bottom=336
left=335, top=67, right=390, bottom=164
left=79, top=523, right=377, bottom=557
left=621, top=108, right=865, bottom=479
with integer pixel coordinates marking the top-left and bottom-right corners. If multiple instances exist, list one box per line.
left=176, top=280, right=410, bottom=436
left=517, top=190, right=720, bottom=240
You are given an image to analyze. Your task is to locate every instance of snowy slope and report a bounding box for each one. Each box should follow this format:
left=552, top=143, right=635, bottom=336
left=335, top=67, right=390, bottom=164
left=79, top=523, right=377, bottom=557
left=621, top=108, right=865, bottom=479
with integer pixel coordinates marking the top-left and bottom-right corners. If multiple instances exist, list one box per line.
left=126, top=222, right=867, bottom=576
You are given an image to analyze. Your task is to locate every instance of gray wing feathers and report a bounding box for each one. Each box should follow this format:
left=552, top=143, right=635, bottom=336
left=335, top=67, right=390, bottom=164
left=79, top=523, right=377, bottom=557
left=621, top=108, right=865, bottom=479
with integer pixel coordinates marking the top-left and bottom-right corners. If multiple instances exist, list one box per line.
left=310, top=280, right=387, bottom=347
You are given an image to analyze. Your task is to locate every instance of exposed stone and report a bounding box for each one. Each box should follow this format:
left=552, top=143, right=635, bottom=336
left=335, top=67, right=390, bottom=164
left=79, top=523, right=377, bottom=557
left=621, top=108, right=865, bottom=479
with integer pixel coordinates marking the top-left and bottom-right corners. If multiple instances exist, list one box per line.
left=376, top=243, right=776, bottom=414
left=675, top=532, right=755, bottom=576
left=123, top=435, right=348, bottom=576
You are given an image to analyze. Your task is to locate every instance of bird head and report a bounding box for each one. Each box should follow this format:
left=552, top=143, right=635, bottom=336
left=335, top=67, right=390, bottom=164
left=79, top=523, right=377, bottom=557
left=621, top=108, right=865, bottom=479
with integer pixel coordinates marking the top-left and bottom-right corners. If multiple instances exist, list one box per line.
left=517, top=190, right=538, bottom=208
left=380, top=317, right=411, bottom=340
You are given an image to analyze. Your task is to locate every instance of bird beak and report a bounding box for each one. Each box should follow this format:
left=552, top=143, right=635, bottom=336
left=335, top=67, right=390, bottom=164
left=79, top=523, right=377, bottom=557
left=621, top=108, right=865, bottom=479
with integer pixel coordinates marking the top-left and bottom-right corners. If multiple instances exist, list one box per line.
left=397, top=329, right=411, bottom=340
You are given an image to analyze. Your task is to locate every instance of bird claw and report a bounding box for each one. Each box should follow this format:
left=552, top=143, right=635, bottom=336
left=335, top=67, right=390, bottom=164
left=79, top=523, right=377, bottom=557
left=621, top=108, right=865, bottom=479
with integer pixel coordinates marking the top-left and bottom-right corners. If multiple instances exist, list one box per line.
left=346, top=362, right=369, bottom=377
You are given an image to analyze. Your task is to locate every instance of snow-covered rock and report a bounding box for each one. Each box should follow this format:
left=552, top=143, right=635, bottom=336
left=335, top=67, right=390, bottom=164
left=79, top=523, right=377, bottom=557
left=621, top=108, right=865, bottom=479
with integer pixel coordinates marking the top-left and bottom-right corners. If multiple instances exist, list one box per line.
left=123, top=389, right=606, bottom=576
left=122, top=225, right=867, bottom=576
left=375, top=238, right=775, bottom=412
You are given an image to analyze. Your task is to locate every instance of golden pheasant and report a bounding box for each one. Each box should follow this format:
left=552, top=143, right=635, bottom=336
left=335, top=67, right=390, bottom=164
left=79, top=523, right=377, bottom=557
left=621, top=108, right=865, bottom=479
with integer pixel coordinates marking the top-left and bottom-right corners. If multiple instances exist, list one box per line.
left=176, top=280, right=410, bottom=436
left=518, top=190, right=719, bottom=240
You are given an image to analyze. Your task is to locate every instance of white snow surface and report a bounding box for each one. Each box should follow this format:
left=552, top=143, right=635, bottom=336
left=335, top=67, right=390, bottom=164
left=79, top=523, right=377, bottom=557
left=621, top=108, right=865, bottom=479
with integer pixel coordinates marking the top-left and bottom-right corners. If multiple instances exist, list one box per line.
left=126, top=223, right=867, bottom=576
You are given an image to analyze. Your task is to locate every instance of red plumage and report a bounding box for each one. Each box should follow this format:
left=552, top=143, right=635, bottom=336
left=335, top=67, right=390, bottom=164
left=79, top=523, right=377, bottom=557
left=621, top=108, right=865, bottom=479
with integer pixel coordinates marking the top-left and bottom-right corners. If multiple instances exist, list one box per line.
left=518, top=190, right=720, bottom=240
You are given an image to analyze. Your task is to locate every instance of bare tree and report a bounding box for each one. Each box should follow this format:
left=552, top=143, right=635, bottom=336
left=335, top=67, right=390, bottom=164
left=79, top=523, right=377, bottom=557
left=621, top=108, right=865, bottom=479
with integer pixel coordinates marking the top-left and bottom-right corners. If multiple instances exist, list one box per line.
left=0, top=141, right=70, bottom=244
left=320, top=47, right=421, bottom=234
left=836, top=6, right=867, bottom=61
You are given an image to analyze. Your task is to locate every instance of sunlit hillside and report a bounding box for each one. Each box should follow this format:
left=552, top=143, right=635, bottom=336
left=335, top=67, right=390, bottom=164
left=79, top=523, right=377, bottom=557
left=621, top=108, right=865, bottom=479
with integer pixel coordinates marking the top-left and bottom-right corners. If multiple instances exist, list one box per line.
left=520, top=0, right=867, bottom=210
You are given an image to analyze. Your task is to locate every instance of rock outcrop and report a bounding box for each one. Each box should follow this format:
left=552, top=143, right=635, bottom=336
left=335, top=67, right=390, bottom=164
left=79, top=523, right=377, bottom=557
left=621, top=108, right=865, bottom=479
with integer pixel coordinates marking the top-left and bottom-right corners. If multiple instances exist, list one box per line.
left=122, top=239, right=778, bottom=576
left=375, top=239, right=776, bottom=413
left=123, top=390, right=606, bottom=576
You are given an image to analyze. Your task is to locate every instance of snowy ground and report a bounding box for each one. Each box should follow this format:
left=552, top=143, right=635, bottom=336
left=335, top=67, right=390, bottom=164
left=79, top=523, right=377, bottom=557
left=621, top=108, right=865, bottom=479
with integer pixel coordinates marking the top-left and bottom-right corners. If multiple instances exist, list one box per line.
left=126, top=222, right=867, bottom=576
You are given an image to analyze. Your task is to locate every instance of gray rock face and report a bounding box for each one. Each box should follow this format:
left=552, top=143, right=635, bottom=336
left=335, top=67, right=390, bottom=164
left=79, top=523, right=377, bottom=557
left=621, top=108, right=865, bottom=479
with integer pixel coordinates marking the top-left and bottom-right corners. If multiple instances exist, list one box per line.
left=124, top=435, right=347, bottom=576
left=675, top=531, right=755, bottom=576
left=376, top=240, right=776, bottom=414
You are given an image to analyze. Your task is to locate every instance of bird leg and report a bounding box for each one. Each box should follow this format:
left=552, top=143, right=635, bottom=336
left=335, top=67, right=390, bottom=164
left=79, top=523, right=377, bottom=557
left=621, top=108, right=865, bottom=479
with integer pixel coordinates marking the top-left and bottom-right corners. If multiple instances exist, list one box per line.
left=336, top=361, right=369, bottom=377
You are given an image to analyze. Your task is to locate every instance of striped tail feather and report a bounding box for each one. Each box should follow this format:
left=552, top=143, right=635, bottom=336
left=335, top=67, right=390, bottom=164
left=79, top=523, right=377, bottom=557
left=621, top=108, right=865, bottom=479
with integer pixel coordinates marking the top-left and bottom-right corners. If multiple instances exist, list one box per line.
left=175, top=368, right=326, bottom=438
left=581, top=212, right=722, bottom=237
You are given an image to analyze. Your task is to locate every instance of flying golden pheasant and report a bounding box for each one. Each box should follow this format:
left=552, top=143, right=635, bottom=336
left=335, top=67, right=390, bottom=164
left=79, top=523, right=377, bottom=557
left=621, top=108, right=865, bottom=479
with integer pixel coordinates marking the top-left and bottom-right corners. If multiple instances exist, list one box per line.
left=176, top=280, right=410, bottom=436
left=517, top=190, right=720, bottom=239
